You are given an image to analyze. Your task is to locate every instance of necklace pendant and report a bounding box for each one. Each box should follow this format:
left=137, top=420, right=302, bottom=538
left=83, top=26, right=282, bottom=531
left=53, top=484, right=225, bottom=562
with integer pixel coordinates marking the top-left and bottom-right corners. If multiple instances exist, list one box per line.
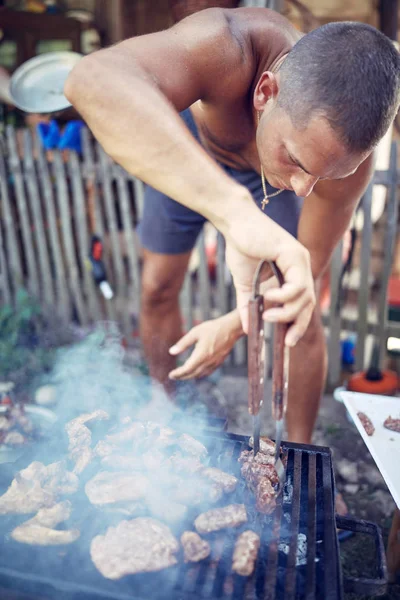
left=261, top=196, right=269, bottom=211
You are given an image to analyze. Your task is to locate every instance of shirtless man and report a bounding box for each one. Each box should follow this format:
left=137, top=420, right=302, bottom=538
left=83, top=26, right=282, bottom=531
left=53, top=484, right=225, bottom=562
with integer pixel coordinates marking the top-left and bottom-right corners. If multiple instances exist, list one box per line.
left=65, top=8, right=400, bottom=445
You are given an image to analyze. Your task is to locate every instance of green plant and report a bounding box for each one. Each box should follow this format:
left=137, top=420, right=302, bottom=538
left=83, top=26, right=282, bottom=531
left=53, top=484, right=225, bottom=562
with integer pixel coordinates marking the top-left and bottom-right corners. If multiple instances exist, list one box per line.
left=0, top=289, right=54, bottom=383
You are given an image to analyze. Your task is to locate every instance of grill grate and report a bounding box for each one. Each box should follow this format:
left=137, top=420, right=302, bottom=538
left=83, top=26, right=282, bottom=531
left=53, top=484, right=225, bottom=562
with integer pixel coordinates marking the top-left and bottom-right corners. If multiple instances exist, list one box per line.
left=0, top=433, right=342, bottom=600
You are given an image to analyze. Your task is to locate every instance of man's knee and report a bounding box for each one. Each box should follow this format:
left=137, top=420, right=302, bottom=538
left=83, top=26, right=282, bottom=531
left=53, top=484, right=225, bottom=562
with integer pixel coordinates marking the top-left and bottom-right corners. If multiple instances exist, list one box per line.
left=141, top=253, right=189, bottom=313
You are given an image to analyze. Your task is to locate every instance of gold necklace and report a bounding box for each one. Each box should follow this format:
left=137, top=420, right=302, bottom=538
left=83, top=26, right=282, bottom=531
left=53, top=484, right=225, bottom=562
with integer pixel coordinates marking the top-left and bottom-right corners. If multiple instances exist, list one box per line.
left=257, top=111, right=284, bottom=210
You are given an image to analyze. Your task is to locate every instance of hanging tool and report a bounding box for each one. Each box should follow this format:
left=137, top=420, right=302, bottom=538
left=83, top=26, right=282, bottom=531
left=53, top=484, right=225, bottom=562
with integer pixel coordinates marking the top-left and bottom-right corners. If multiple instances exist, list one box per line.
left=248, top=260, right=289, bottom=483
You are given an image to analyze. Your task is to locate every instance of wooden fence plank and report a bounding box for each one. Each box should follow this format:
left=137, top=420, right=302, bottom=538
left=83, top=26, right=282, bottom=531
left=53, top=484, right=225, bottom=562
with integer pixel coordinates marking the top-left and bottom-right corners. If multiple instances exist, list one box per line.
left=0, top=220, right=11, bottom=304
left=355, top=183, right=373, bottom=371
left=116, top=167, right=141, bottom=316
left=22, top=130, right=55, bottom=307
left=96, top=144, right=129, bottom=335
left=6, top=126, right=39, bottom=297
left=34, top=133, right=70, bottom=323
left=67, top=151, right=102, bottom=322
left=81, top=129, right=116, bottom=322
left=327, top=241, right=343, bottom=387
left=196, top=229, right=211, bottom=322
left=180, top=271, right=193, bottom=333
left=216, top=233, right=228, bottom=316
left=0, top=147, right=23, bottom=293
left=377, top=142, right=398, bottom=366
left=133, top=178, right=144, bottom=221
left=52, top=151, right=88, bottom=326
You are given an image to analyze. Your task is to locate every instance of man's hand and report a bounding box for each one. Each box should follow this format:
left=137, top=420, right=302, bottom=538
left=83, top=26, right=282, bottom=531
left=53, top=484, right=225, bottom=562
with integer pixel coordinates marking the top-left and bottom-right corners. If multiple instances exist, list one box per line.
left=223, top=199, right=316, bottom=347
left=168, top=311, right=243, bottom=380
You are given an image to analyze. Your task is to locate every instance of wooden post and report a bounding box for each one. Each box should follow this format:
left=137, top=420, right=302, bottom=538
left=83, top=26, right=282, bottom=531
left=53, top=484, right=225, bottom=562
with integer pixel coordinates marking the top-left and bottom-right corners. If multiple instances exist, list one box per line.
left=67, top=151, right=102, bottom=322
left=52, top=151, right=88, bottom=326
left=6, top=126, right=39, bottom=298
left=0, top=143, right=23, bottom=295
left=34, top=132, right=71, bottom=323
left=22, top=129, right=55, bottom=307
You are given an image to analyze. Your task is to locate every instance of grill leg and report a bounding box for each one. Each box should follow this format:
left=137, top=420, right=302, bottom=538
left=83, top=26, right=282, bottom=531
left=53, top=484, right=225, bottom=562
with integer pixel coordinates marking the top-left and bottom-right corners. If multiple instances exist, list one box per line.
left=387, top=508, right=400, bottom=583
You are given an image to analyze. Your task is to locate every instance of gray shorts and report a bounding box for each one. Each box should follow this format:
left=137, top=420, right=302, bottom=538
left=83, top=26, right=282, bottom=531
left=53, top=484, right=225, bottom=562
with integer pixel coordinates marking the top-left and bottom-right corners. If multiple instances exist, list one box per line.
left=137, top=109, right=303, bottom=255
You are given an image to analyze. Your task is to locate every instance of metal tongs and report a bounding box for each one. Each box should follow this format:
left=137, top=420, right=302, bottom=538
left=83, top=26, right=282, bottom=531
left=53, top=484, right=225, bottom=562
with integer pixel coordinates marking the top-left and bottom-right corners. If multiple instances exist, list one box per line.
left=248, top=260, right=289, bottom=484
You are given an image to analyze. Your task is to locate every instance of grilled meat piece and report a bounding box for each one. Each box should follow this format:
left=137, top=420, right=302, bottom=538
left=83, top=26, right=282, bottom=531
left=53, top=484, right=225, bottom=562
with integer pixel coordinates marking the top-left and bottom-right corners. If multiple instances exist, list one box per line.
left=239, top=448, right=279, bottom=514
left=177, top=434, right=207, bottom=459
left=10, top=501, right=80, bottom=546
left=0, top=461, right=78, bottom=515
left=240, top=460, right=279, bottom=490
left=232, top=531, right=260, bottom=576
left=90, top=517, right=179, bottom=578
left=194, top=504, right=247, bottom=534
left=73, top=446, right=93, bottom=475
left=239, top=449, right=275, bottom=466
left=105, top=422, right=146, bottom=445
left=167, top=454, right=204, bottom=474
left=147, top=497, right=188, bottom=524
left=172, top=478, right=223, bottom=506
left=94, top=440, right=118, bottom=458
left=357, top=412, right=375, bottom=436
left=65, top=410, right=110, bottom=472
left=0, top=416, right=12, bottom=431
left=181, top=531, right=211, bottom=562
left=384, top=416, right=400, bottom=433
left=85, top=471, right=149, bottom=506
left=200, top=467, right=238, bottom=493
left=256, top=478, right=277, bottom=514
left=3, top=431, right=25, bottom=445
left=248, top=436, right=276, bottom=456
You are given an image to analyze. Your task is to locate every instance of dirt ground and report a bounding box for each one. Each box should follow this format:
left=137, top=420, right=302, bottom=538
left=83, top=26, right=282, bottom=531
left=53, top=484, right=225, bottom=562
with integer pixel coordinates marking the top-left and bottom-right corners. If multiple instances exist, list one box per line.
left=203, top=372, right=400, bottom=600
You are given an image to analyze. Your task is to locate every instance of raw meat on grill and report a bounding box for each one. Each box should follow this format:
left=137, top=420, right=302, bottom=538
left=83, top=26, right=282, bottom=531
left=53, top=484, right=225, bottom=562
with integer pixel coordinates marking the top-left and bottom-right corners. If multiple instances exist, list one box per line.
left=357, top=412, right=375, bottom=436
left=177, top=433, right=208, bottom=459
left=194, top=504, right=247, bottom=534
left=384, top=416, right=400, bottom=433
left=0, top=461, right=78, bottom=515
left=200, top=467, right=238, bottom=493
left=181, top=531, right=211, bottom=562
left=85, top=471, right=149, bottom=506
left=232, top=530, right=260, bottom=576
left=167, top=453, right=204, bottom=474
left=10, top=500, right=80, bottom=546
left=90, top=517, right=179, bottom=578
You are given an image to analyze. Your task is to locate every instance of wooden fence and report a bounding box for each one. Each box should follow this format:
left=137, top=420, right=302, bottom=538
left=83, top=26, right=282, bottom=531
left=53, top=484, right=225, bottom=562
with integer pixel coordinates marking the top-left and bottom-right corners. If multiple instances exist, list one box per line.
left=0, top=125, right=399, bottom=385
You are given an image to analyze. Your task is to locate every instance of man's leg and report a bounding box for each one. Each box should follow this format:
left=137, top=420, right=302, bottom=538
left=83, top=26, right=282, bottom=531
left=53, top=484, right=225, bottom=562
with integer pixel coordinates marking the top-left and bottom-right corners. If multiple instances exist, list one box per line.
left=140, top=248, right=192, bottom=395
left=286, top=300, right=327, bottom=445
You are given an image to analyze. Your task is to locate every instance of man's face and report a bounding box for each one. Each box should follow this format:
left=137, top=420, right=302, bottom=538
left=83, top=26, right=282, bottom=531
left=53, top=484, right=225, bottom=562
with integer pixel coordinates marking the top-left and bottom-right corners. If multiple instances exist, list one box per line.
left=256, top=104, right=367, bottom=197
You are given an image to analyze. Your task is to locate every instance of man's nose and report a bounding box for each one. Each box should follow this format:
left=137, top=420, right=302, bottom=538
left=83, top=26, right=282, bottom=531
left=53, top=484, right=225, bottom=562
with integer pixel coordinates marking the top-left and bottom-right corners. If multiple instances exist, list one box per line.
left=290, top=173, right=319, bottom=197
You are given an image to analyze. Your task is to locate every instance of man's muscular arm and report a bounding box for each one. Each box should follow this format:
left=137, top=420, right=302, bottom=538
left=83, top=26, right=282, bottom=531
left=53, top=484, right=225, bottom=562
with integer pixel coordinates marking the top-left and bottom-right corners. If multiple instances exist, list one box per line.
left=298, top=155, right=374, bottom=279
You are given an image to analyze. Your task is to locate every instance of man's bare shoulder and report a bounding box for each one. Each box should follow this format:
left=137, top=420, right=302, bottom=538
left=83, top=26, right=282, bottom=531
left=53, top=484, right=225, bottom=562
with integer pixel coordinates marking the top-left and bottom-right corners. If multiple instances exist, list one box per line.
left=174, top=7, right=301, bottom=65
left=202, top=7, right=302, bottom=65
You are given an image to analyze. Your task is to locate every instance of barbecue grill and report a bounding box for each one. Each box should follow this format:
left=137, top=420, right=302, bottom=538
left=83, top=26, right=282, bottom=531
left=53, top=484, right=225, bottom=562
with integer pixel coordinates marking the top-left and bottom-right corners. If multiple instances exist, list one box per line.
left=0, top=430, right=387, bottom=600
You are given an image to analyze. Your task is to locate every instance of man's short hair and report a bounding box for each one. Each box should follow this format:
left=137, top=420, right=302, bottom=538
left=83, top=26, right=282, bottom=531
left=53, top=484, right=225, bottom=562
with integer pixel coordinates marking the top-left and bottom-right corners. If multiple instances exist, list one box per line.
left=277, top=22, right=400, bottom=152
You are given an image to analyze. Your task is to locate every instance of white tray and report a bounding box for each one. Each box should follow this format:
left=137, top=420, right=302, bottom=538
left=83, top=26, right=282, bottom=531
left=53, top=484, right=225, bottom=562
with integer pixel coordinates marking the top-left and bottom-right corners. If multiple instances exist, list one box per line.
left=339, top=390, right=400, bottom=509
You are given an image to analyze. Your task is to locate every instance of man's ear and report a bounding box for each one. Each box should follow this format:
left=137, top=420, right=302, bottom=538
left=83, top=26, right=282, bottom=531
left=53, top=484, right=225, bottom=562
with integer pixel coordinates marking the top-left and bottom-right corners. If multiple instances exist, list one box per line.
left=253, top=71, right=280, bottom=111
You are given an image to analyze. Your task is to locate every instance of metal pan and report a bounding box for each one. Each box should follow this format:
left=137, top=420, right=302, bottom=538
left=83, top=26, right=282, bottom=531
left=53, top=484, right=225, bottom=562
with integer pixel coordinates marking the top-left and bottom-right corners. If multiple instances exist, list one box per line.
left=10, top=51, right=83, bottom=114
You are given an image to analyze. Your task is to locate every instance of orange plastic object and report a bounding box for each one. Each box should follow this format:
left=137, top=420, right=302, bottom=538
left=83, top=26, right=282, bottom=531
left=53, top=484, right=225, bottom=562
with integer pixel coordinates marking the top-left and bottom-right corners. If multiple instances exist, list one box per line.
left=347, top=369, right=399, bottom=395
left=388, top=277, right=400, bottom=307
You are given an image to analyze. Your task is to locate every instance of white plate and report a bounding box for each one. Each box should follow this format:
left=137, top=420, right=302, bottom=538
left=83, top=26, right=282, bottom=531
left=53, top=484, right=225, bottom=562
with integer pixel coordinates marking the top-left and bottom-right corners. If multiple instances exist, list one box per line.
left=10, top=51, right=83, bottom=113
left=339, top=390, right=400, bottom=509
